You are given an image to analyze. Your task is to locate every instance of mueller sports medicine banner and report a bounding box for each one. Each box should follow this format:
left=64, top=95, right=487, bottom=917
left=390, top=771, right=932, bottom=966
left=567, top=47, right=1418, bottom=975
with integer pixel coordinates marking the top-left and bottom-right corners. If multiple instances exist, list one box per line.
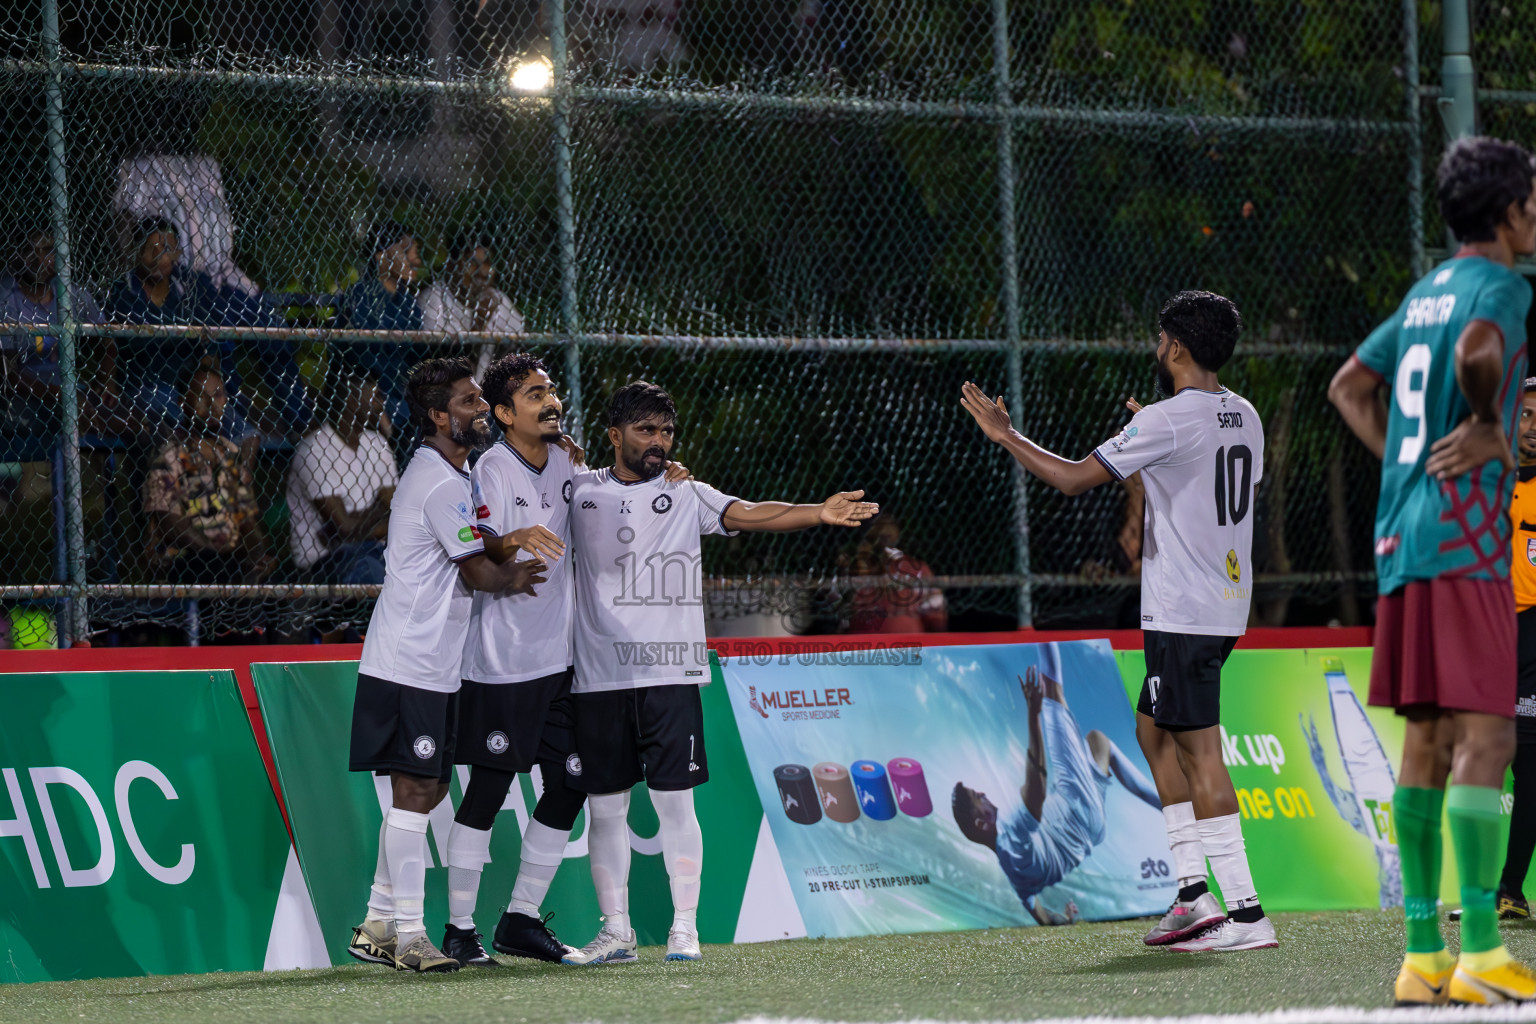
left=720, top=640, right=1177, bottom=939
left=0, top=670, right=291, bottom=982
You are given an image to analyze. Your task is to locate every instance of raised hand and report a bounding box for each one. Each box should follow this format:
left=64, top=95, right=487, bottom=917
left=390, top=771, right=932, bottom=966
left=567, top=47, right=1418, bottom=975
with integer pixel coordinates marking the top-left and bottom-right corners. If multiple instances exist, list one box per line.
left=819, top=489, right=879, bottom=527
left=664, top=460, right=692, bottom=482
left=1020, top=668, right=1043, bottom=715
left=1125, top=396, right=1144, bottom=414
left=557, top=433, right=586, bottom=467
left=960, top=381, right=1016, bottom=443
left=508, top=557, right=549, bottom=596
left=1424, top=416, right=1515, bottom=481
left=509, top=524, right=566, bottom=562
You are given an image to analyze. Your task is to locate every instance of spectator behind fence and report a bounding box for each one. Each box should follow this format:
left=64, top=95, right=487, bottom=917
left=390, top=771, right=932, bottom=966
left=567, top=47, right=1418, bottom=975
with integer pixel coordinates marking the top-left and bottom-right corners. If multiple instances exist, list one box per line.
left=107, top=217, right=311, bottom=444
left=338, top=221, right=424, bottom=436
left=419, top=231, right=524, bottom=376
left=839, top=514, right=947, bottom=633
left=0, top=228, right=116, bottom=436
left=287, top=360, right=398, bottom=585
left=142, top=365, right=274, bottom=586
left=113, top=152, right=260, bottom=295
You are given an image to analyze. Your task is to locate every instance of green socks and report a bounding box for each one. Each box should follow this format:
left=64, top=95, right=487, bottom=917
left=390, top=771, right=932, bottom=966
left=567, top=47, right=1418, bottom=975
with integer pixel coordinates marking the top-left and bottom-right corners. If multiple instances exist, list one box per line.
left=1448, top=784, right=1507, bottom=956
left=1395, top=785, right=1446, bottom=954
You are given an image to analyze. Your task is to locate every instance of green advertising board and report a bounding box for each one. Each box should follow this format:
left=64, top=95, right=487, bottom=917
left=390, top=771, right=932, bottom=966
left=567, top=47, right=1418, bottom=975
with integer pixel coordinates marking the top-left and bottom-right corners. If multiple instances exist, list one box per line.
left=0, top=670, right=291, bottom=982
left=253, top=656, right=762, bottom=965
left=1116, top=646, right=1517, bottom=910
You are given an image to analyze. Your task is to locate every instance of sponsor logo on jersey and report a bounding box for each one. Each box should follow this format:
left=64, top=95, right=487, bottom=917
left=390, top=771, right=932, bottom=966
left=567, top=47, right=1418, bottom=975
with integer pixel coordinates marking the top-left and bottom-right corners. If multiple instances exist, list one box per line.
left=1527, top=537, right=1536, bottom=567
left=652, top=494, right=673, bottom=514
left=1434, top=266, right=1456, bottom=286
left=413, top=735, right=437, bottom=759
left=458, top=526, right=481, bottom=542
left=1225, top=548, right=1241, bottom=583
left=476, top=504, right=490, bottom=519
left=515, top=496, right=529, bottom=507
left=486, top=731, right=509, bottom=754
left=457, top=501, right=471, bottom=519
left=689, top=761, right=701, bottom=772
left=562, top=480, right=573, bottom=504
left=580, top=500, right=597, bottom=509
left=1375, top=534, right=1401, bottom=556
left=565, top=753, right=582, bottom=776
left=1108, top=424, right=1139, bottom=453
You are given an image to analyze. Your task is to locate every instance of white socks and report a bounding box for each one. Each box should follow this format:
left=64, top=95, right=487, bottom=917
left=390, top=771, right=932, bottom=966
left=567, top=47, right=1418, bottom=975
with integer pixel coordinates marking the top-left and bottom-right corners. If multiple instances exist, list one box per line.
left=509, top=819, right=570, bottom=918
left=1198, top=811, right=1258, bottom=910
left=366, top=818, right=395, bottom=927
left=445, top=822, right=494, bottom=930
left=587, top=791, right=633, bottom=936
left=650, top=787, right=703, bottom=931
left=1162, top=801, right=1206, bottom=889
left=385, top=807, right=431, bottom=945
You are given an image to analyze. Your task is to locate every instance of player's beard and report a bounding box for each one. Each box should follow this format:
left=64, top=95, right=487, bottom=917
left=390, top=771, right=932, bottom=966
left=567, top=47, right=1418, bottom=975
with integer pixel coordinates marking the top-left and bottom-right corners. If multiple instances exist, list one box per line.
left=623, top=444, right=668, bottom=480
left=451, top=411, right=494, bottom=449
left=537, top=409, right=563, bottom=443
left=1154, top=350, right=1175, bottom=399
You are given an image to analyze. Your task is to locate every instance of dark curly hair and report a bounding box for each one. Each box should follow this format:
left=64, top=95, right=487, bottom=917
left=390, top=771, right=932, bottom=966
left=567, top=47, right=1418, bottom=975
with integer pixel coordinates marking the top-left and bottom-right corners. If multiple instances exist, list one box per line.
left=482, top=352, right=550, bottom=427
left=405, top=356, right=475, bottom=435
left=1158, top=290, right=1242, bottom=373
left=1437, top=136, right=1536, bottom=243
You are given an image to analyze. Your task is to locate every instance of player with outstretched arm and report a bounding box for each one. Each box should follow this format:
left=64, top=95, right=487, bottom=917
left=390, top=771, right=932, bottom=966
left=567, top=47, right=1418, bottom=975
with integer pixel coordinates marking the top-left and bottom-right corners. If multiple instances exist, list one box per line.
left=560, top=381, right=877, bottom=966
left=961, top=290, right=1275, bottom=953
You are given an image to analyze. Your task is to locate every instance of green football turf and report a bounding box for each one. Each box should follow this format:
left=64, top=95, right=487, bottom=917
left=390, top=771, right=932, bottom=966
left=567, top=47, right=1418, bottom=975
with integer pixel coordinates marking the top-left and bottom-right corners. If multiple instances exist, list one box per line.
left=6, top=910, right=1536, bottom=1024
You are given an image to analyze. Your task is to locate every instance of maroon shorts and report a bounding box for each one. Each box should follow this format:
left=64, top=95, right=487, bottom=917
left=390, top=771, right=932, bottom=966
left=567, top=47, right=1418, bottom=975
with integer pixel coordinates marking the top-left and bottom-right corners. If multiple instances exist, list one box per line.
left=1369, top=577, right=1517, bottom=717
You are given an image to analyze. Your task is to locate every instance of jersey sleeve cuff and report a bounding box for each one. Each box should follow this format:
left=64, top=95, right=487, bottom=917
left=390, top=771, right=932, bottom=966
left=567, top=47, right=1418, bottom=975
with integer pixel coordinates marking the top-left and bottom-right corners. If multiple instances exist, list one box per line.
left=718, top=498, right=740, bottom=535
left=449, top=549, right=482, bottom=562
left=476, top=524, right=499, bottom=538
left=1350, top=352, right=1386, bottom=384
left=1091, top=448, right=1125, bottom=481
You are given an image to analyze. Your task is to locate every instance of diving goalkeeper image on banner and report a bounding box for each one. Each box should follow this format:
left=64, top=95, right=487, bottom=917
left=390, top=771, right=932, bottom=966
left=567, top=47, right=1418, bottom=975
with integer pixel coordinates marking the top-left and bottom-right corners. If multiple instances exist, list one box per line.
left=721, top=640, right=1175, bottom=940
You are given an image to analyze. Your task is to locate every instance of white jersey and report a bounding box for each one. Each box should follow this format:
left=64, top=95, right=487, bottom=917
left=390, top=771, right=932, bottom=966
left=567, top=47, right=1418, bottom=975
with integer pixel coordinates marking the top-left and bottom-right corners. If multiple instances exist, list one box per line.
left=1092, top=387, right=1264, bottom=637
left=358, top=445, right=488, bottom=692
left=569, top=469, right=739, bottom=693
left=462, top=441, right=576, bottom=684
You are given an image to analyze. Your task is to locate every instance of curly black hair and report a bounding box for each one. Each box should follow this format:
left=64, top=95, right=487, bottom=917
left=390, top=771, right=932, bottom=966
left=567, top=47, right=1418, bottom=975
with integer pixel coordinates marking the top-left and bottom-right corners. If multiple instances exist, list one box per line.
left=1157, top=290, right=1242, bottom=373
left=1437, top=136, right=1536, bottom=243
left=405, top=356, right=475, bottom=434
left=482, top=352, right=550, bottom=427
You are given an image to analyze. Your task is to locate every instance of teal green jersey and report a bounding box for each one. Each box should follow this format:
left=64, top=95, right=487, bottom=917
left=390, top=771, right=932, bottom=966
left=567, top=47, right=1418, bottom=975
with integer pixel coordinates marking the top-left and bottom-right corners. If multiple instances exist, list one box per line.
left=1355, top=254, right=1530, bottom=594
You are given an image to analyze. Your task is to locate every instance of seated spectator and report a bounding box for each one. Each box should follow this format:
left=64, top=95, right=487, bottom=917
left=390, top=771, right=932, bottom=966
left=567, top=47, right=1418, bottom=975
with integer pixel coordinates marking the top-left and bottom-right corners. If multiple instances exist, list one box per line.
left=142, top=365, right=274, bottom=586
left=839, top=514, right=947, bottom=634
left=0, top=228, right=119, bottom=436
left=337, top=221, right=424, bottom=435
left=107, top=217, right=310, bottom=443
left=113, top=152, right=259, bottom=295
left=419, top=230, right=524, bottom=375
left=287, top=359, right=397, bottom=584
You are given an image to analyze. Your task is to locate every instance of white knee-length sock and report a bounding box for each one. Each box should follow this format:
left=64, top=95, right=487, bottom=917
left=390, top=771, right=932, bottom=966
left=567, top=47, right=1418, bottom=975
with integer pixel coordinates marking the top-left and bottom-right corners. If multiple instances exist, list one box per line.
left=365, top=818, right=395, bottom=927
left=509, top=819, right=570, bottom=918
left=386, top=807, right=431, bottom=946
left=586, top=791, right=633, bottom=936
left=1162, top=801, right=1206, bottom=889
left=1199, top=812, right=1259, bottom=911
left=445, top=822, right=494, bottom=930
left=650, top=788, right=703, bottom=931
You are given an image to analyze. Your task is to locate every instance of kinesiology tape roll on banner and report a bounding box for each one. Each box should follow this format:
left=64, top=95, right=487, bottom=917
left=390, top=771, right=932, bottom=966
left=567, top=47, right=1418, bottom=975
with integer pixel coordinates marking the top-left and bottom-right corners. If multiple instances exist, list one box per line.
left=887, top=757, right=932, bottom=817
left=774, top=763, right=822, bottom=825
left=850, top=759, right=897, bottom=820
left=813, top=761, right=861, bottom=823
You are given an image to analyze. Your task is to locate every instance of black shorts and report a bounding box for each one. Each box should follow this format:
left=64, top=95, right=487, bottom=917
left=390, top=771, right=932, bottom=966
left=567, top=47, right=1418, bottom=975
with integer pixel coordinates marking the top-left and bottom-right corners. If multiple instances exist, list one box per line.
left=570, top=683, right=708, bottom=794
left=456, top=668, right=575, bottom=772
left=1137, top=631, right=1239, bottom=732
left=349, top=673, right=459, bottom=783
left=1519, top=609, right=1536, bottom=739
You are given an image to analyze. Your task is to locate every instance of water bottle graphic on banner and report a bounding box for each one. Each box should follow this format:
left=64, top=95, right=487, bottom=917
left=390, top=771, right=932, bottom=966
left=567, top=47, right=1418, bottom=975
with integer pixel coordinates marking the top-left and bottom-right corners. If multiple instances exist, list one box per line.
left=1301, top=656, right=1402, bottom=909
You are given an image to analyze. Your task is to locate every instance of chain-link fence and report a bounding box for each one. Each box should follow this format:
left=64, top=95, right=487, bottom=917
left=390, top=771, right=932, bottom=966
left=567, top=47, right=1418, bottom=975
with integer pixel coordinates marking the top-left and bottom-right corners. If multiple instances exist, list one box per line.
left=0, top=0, right=1474, bottom=645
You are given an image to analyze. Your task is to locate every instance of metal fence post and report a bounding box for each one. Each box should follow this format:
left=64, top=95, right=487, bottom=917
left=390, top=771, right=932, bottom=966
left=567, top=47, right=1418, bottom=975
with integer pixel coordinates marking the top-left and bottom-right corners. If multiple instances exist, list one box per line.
left=992, top=0, right=1029, bottom=627
left=42, top=0, right=88, bottom=646
left=1403, top=0, right=1425, bottom=279
left=549, top=0, right=583, bottom=443
left=1438, top=0, right=1475, bottom=253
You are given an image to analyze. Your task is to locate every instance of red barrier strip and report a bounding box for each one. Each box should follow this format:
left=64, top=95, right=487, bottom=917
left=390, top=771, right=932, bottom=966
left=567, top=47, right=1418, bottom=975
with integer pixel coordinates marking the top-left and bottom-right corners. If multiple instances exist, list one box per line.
left=0, top=626, right=1371, bottom=834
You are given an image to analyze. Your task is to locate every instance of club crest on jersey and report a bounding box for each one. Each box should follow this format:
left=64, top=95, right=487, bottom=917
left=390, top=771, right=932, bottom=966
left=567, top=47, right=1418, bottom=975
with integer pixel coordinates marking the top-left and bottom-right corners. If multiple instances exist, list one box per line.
left=486, top=731, right=509, bottom=755
left=652, top=494, right=673, bottom=514
left=562, top=480, right=573, bottom=504
left=413, top=735, right=436, bottom=759
left=1225, top=549, right=1241, bottom=583
left=566, top=753, right=583, bottom=777
left=1527, top=538, right=1536, bottom=567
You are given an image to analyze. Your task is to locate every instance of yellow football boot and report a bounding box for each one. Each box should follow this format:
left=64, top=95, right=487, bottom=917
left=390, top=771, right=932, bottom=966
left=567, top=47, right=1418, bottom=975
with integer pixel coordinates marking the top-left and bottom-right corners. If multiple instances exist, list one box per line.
left=1393, top=954, right=1453, bottom=1006
left=1449, top=954, right=1536, bottom=1005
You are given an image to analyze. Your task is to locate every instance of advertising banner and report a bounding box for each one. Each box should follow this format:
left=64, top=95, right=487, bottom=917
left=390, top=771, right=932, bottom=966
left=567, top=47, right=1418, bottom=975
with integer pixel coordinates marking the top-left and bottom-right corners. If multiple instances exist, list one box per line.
left=1113, top=646, right=1512, bottom=909
left=719, top=640, right=1176, bottom=939
left=252, top=657, right=763, bottom=963
left=0, top=669, right=291, bottom=982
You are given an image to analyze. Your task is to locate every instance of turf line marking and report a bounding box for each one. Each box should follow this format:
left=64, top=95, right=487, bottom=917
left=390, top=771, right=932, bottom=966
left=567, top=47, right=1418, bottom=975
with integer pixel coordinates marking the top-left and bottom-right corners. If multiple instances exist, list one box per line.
left=733, top=1007, right=1536, bottom=1024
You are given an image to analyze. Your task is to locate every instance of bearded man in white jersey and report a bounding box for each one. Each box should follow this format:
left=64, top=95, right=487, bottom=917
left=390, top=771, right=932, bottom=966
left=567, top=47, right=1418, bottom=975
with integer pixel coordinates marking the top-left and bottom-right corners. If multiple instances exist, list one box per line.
left=561, top=381, right=879, bottom=965
left=961, top=290, right=1276, bottom=953
left=346, top=357, right=547, bottom=973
